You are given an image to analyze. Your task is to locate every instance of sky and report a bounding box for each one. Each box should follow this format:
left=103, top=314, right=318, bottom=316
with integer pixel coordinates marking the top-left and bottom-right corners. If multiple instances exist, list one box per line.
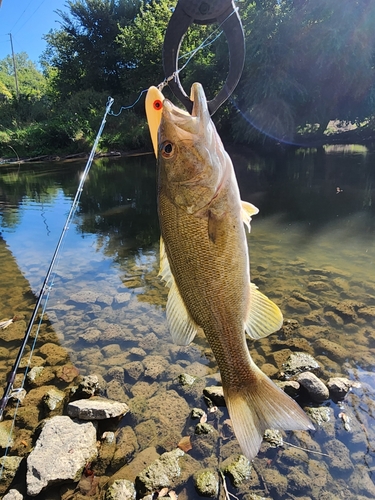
left=0, top=0, right=68, bottom=66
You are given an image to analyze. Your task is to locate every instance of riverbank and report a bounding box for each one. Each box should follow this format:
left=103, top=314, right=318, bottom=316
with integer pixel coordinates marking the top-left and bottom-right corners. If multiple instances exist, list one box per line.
left=1, top=121, right=374, bottom=167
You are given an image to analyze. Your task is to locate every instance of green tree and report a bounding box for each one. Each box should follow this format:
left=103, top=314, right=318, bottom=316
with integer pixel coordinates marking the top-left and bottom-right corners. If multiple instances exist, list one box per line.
left=116, top=0, right=229, bottom=110
left=0, top=53, right=46, bottom=97
left=42, top=0, right=142, bottom=98
left=232, top=0, right=375, bottom=143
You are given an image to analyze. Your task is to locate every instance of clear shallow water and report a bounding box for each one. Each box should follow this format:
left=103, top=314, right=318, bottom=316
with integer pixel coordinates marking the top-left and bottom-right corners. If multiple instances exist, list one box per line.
left=0, top=148, right=374, bottom=499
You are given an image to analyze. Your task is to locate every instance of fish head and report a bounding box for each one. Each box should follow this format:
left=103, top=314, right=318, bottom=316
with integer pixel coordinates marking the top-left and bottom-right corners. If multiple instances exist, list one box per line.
left=148, top=83, right=228, bottom=215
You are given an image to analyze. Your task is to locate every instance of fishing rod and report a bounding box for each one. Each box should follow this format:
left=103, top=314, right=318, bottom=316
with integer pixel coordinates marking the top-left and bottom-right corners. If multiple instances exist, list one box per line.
left=0, top=97, right=114, bottom=421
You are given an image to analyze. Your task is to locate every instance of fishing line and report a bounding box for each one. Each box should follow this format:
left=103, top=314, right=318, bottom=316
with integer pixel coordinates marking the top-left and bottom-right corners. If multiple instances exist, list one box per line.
left=109, top=89, right=148, bottom=117
left=158, top=9, right=236, bottom=91
left=0, top=97, right=114, bottom=431
left=110, top=9, right=233, bottom=115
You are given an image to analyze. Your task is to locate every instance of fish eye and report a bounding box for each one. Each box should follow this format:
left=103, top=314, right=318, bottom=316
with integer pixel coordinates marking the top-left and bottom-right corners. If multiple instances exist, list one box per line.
left=161, top=141, right=174, bottom=158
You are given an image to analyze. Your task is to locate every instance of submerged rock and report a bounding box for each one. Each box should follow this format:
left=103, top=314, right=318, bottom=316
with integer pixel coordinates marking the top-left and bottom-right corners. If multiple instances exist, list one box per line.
left=279, top=446, right=308, bottom=468
left=191, top=425, right=220, bottom=459
left=220, top=454, right=252, bottom=487
left=333, top=301, right=358, bottom=322
left=308, top=459, right=328, bottom=497
left=143, top=355, right=168, bottom=380
left=263, top=429, right=283, bottom=447
left=26, top=365, right=55, bottom=387
left=308, top=281, right=330, bottom=292
left=323, top=439, right=354, bottom=475
left=74, top=374, right=102, bottom=398
left=260, top=468, right=288, bottom=498
left=38, top=342, right=69, bottom=365
left=282, top=352, right=321, bottom=376
left=112, top=426, right=139, bottom=470
left=96, top=431, right=116, bottom=475
left=136, top=448, right=185, bottom=496
left=0, top=456, right=23, bottom=495
left=327, top=377, right=352, bottom=400
left=194, top=469, right=219, bottom=497
left=0, top=419, right=14, bottom=449
left=174, top=373, right=206, bottom=403
left=297, top=371, right=329, bottom=402
left=287, top=467, right=312, bottom=495
left=42, top=387, right=66, bottom=413
left=2, top=490, right=24, bottom=500
left=348, top=464, right=375, bottom=498
left=79, top=327, right=101, bottom=344
left=203, top=386, right=225, bottom=406
left=275, top=380, right=300, bottom=397
left=285, top=297, right=311, bottom=314
left=314, top=338, right=348, bottom=362
left=305, top=406, right=334, bottom=431
left=105, top=479, right=136, bottom=500
left=124, top=361, right=144, bottom=381
left=26, top=416, right=98, bottom=496
left=67, top=397, right=129, bottom=420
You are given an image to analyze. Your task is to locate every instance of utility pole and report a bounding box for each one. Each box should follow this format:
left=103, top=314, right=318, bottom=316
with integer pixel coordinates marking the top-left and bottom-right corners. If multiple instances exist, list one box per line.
left=8, top=33, right=20, bottom=99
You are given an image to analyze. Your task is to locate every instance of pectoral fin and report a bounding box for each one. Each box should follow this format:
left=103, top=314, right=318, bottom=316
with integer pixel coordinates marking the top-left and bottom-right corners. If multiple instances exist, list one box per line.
left=241, top=201, right=259, bottom=232
left=159, top=237, right=200, bottom=345
left=208, top=210, right=219, bottom=243
left=245, top=283, right=283, bottom=339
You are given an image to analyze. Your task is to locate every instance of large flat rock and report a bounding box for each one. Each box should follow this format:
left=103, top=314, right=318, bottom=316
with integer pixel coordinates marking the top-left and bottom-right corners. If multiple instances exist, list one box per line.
left=26, top=416, right=97, bottom=496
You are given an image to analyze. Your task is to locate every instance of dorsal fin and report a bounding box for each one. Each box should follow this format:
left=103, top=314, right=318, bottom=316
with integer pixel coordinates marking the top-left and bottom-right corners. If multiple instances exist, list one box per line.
left=241, top=201, right=259, bottom=232
left=245, top=283, right=283, bottom=339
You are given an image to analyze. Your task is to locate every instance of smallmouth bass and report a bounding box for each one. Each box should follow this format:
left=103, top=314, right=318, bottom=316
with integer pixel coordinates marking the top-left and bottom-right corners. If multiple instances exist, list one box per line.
left=145, top=83, right=313, bottom=461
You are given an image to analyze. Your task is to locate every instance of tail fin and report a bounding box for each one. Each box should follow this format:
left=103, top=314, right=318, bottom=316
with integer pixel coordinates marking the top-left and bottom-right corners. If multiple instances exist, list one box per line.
left=225, top=363, right=314, bottom=461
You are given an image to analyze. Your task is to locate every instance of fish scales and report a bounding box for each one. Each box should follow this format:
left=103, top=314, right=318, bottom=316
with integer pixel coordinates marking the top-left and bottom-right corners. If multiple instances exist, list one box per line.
left=158, top=175, right=254, bottom=387
left=145, top=82, right=313, bottom=461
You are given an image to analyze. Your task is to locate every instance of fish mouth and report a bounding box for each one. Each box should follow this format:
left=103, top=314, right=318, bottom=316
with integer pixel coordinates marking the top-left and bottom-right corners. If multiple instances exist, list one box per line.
left=162, top=83, right=209, bottom=135
left=190, top=83, right=209, bottom=120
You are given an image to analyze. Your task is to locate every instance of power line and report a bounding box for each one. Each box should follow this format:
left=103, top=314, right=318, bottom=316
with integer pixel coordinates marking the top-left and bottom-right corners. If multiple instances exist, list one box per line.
left=14, top=0, right=49, bottom=36
left=9, top=0, right=34, bottom=33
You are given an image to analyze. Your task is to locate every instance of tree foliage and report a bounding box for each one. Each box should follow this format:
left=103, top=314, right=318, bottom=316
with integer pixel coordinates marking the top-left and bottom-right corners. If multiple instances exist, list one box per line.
left=232, top=0, right=375, bottom=142
left=41, top=0, right=142, bottom=98
left=0, top=53, right=46, bottom=97
left=2, top=0, right=375, bottom=158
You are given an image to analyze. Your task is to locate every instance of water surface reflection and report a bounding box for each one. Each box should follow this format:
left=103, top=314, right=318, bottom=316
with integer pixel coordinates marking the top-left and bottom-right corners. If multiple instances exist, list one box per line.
left=0, top=147, right=374, bottom=499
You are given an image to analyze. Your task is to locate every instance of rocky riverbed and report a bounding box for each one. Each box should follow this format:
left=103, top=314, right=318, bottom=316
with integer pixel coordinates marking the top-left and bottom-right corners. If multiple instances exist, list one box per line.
left=1, top=215, right=375, bottom=499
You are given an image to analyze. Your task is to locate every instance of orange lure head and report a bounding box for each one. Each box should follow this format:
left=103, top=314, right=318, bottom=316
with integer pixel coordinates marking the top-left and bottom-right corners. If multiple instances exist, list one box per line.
left=145, top=86, right=165, bottom=157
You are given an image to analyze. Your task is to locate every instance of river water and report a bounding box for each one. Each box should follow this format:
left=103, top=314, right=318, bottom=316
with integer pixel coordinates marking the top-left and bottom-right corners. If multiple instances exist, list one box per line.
left=0, top=145, right=374, bottom=499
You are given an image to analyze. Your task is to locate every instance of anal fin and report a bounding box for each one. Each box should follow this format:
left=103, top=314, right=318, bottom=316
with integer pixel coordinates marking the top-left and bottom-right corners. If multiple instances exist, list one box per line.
left=245, top=283, right=283, bottom=339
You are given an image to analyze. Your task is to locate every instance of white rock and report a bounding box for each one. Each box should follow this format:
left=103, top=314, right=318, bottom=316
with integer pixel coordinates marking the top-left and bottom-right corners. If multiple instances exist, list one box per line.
left=3, top=489, right=24, bottom=500
left=67, top=398, right=129, bottom=420
left=26, top=416, right=97, bottom=496
left=105, top=479, right=136, bottom=500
